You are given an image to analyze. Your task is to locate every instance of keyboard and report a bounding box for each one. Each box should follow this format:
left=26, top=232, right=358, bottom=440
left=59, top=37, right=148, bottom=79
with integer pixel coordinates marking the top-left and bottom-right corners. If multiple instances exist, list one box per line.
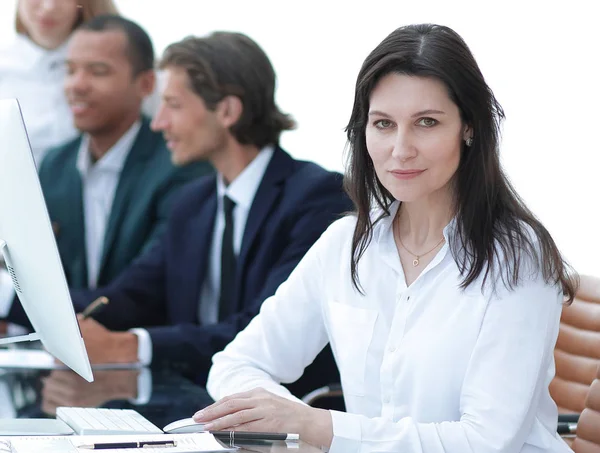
left=56, top=407, right=163, bottom=435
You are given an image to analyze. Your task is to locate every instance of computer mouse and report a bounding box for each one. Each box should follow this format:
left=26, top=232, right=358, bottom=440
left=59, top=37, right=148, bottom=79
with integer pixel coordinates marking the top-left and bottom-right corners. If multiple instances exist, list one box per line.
left=163, top=417, right=208, bottom=434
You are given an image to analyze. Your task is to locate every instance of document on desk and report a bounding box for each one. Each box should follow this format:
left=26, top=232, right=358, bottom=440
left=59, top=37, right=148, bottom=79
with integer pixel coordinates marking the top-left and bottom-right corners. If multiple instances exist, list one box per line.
left=0, top=349, right=142, bottom=370
left=5, top=433, right=236, bottom=452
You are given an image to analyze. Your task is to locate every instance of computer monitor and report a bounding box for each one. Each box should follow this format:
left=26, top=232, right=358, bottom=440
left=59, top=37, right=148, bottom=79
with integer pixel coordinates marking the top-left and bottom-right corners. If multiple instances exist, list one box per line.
left=0, top=98, right=93, bottom=382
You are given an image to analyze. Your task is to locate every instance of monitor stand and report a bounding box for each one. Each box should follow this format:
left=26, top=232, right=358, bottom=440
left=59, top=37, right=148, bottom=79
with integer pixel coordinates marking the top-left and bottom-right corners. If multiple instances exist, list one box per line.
left=0, top=332, right=40, bottom=346
left=0, top=239, right=41, bottom=346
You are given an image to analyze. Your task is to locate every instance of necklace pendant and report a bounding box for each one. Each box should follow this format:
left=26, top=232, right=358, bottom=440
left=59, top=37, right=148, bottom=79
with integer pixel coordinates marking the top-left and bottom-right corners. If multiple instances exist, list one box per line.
left=412, top=258, right=419, bottom=267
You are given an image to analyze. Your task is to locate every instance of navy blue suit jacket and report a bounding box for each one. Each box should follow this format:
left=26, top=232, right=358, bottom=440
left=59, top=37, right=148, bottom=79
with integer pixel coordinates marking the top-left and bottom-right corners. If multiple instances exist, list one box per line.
left=72, top=147, right=352, bottom=394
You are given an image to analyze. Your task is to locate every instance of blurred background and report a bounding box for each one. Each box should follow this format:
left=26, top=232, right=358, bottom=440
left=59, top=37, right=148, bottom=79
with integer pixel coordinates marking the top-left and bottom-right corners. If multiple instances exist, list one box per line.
left=1, top=0, right=598, bottom=276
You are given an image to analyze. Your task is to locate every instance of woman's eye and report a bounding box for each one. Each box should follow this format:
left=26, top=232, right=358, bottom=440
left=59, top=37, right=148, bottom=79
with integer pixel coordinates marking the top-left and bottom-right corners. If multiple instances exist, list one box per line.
left=374, top=119, right=393, bottom=129
left=417, top=117, right=437, bottom=127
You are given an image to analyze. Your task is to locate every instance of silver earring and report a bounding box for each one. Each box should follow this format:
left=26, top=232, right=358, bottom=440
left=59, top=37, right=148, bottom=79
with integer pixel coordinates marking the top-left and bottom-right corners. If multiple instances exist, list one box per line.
left=465, top=137, right=473, bottom=147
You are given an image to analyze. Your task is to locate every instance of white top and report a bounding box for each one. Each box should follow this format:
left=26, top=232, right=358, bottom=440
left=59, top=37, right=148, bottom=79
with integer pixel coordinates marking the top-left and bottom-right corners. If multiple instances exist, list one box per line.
left=132, top=146, right=274, bottom=366
left=206, top=202, right=569, bottom=453
left=76, top=120, right=141, bottom=288
left=0, top=34, right=77, bottom=165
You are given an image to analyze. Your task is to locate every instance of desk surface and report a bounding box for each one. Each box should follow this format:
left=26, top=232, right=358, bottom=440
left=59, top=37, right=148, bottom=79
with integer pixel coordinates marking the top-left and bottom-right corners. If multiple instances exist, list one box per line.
left=0, top=367, right=322, bottom=452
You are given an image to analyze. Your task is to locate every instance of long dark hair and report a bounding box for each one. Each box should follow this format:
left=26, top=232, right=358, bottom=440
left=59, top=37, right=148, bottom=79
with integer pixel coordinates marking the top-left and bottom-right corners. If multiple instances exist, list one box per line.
left=345, top=24, right=578, bottom=302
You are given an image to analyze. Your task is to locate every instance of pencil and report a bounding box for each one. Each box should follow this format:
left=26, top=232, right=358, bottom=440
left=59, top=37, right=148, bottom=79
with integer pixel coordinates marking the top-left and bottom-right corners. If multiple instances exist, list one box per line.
left=81, top=296, right=109, bottom=320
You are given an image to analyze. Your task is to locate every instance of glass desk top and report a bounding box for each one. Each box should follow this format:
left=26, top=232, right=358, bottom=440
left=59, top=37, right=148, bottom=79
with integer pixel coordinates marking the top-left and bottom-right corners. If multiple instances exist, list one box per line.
left=0, top=367, right=322, bottom=452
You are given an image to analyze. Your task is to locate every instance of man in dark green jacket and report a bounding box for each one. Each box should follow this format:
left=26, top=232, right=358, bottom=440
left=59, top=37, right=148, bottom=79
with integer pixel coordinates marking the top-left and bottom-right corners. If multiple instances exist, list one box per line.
left=38, top=16, right=211, bottom=290
left=39, top=117, right=208, bottom=289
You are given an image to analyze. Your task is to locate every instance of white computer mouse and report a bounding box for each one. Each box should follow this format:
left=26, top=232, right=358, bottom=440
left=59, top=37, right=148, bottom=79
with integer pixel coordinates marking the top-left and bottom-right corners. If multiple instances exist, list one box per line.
left=163, top=417, right=208, bottom=434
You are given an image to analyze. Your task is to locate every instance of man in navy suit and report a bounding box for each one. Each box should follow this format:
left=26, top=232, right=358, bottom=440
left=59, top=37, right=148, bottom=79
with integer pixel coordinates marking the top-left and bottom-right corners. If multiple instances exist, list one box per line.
left=70, top=32, right=351, bottom=397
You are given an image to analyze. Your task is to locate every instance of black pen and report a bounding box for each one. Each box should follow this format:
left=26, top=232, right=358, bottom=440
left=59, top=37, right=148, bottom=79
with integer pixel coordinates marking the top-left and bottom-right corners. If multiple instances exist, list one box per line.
left=79, top=440, right=176, bottom=450
left=211, top=431, right=299, bottom=442
left=81, top=296, right=109, bottom=320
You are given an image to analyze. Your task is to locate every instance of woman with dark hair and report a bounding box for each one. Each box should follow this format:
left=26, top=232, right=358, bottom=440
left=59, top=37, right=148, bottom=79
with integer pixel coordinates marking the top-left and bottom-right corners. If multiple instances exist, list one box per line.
left=194, top=24, right=577, bottom=452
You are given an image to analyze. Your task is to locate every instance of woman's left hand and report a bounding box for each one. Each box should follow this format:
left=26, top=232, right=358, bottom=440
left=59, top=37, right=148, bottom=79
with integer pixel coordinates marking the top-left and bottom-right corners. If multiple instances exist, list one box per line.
left=193, top=388, right=333, bottom=448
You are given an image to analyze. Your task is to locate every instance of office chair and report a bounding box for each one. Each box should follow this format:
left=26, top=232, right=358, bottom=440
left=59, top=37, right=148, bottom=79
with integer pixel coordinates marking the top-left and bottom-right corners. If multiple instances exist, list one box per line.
left=558, top=363, right=600, bottom=452
left=302, top=383, right=344, bottom=411
left=551, top=275, right=600, bottom=417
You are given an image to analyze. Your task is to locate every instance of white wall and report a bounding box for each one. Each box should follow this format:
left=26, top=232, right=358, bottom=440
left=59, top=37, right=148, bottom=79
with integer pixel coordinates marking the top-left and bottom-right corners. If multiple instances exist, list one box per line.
left=1, top=0, right=598, bottom=276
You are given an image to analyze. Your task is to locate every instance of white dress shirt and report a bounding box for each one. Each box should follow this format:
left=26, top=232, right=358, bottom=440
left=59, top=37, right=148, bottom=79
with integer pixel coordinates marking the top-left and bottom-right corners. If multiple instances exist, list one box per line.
left=0, top=34, right=77, bottom=165
left=77, top=120, right=141, bottom=288
left=132, top=146, right=274, bottom=366
left=207, top=202, right=570, bottom=453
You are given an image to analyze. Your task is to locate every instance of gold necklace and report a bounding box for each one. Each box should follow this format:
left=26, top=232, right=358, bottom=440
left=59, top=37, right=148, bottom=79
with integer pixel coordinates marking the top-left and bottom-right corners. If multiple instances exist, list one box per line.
left=396, top=227, right=446, bottom=267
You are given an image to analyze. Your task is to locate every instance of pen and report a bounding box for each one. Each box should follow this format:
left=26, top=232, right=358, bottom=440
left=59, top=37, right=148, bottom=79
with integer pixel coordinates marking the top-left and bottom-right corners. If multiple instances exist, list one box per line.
left=79, top=440, right=176, bottom=450
left=211, top=431, right=299, bottom=442
left=81, top=296, right=109, bottom=320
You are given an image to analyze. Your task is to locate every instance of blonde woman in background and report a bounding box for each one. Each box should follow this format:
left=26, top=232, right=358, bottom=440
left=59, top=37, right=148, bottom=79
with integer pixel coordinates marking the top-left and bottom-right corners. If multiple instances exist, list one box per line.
left=0, top=0, right=118, bottom=164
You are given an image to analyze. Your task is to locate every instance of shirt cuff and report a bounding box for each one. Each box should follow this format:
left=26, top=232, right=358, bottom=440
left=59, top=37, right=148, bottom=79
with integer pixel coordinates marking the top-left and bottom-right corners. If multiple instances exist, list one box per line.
left=0, top=269, right=16, bottom=318
left=328, top=410, right=362, bottom=453
left=129, top=328, right=152, bottom=366
left=128, top=367, right=152, bottom=405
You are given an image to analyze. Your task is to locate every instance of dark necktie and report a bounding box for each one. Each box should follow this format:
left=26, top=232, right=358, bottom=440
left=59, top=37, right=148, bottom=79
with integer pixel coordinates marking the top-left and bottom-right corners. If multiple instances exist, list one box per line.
left=218, top=195, right=236, bottom=321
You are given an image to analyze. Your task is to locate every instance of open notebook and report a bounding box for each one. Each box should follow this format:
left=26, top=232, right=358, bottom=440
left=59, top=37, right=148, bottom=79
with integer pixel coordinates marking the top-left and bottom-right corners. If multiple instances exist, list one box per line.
left=0, top=433, right=235, bottom=453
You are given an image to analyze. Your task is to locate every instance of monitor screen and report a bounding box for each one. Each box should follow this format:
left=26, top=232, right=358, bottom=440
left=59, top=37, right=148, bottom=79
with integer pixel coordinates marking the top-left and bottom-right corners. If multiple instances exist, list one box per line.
left=0, top=99, right=93, bottom=382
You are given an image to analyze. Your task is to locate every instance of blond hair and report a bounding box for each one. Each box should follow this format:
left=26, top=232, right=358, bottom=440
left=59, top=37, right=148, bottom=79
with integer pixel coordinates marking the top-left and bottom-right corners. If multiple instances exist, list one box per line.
left=15, top=0, right=119, bottom=35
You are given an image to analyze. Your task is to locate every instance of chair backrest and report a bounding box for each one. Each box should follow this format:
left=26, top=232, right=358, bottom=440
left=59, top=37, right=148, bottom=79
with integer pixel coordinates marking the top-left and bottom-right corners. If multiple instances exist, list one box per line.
left=550, top=275, right=600, bottom=413
left=572, top=364, right=600, bottom=453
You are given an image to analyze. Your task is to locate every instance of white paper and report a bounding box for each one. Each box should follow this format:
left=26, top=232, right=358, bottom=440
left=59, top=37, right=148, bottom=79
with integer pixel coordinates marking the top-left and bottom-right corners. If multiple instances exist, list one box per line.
left=7, top=433, right=235, bottom=453
left=7, top=437, right=76, bottom=452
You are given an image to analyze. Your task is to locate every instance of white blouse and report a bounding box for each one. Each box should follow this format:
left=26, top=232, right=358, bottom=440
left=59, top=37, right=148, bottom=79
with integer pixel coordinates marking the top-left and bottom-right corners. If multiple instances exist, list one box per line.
left=0, top=34, right=77, bottom=165
left=207, top=202, right=570, bottom=453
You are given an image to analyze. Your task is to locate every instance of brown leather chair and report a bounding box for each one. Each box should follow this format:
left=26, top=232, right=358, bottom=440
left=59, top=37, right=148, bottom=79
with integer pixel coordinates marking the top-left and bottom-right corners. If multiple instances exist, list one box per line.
left=551, top=275, right=600, bottom=414
left=302, top=383, right=344, bottom=409
left=571, top=364, right=600, bottom=452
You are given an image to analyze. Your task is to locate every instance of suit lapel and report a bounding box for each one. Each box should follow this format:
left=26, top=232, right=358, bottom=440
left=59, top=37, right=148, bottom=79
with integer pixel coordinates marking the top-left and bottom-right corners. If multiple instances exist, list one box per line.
left=236, top=148, right=294, bottom=288
left=100, top=119, right=153, bottom=273
left=61, top=145, right=88, bottom=287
